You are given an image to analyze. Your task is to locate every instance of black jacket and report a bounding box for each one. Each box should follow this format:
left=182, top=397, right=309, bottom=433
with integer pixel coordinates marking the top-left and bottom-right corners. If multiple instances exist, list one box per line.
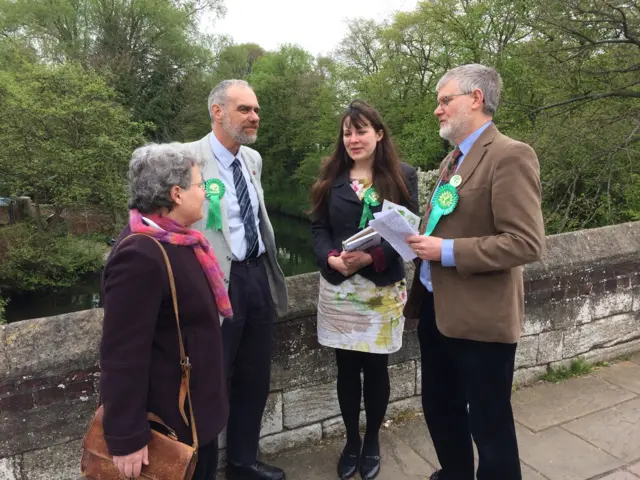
left=311, top=162, right=419, bottom=286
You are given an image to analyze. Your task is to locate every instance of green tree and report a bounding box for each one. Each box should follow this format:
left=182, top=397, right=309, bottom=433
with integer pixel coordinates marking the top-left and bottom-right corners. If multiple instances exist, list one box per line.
left=0, top=59, right=147, bottom=228
left=249, top=46, right=342, bottom=216
left=0, top=0, right=225, bottom=141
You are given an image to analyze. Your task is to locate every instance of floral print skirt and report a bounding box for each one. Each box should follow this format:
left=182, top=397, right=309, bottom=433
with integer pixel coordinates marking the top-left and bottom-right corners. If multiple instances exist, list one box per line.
left=316, top=274, right=407, bottom=354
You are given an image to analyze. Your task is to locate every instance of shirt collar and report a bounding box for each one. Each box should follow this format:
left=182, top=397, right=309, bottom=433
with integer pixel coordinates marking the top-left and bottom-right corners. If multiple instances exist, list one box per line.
left=458, top=121, right=492, bottom=157
left=142, top=217, right=164, bottom=231
left=209, top=133, right=241, bottom=169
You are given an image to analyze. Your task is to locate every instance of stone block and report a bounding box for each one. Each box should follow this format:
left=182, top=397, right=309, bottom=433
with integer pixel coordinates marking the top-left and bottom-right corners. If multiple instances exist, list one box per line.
left=216, top=447, right=226, bottom=471
left=513, top=366, right=546, bottom=388
left=416, top=364, right=422, bottom=395
left=217, top=427, right=226, bottom=450
left=281, top=273, right=320, bottom=322
left=389, top=361, right=416, bottom=401
left=522, top=306, right=552, bottom=336
left=592, top=290, right=634, bottom=320
left=564, top=397, right=640, bottom=461
left=580, top=338, right=640, bottom=365
left=0, top=398, right=95, bottom=457
left=0, top=457, right=19, bottom=480
left=389, top=331, right=420, bottom=365
left=574, top=296, right=593, bottom=325
left=322, top=415, right=346, bottom=439
left=513, top=376, right=634, bottom=432
left=633, top=286, right=640, bottom=312
left=516, top=336, right=539, bottom=369
left=321, top=412, right=365, bottom=439
left=22, top=439, right=83, bottom=480
left=0, top=328, right=9, bottom=378
left=283, top=382, right=338, bottom=429
left=4, top=309, right=103, bottom=378
left=261, top=392, right=283, bottom=437
left=385, top=396, right=422, bottom=420
left=524, top=299, right=575, bottom=335
left=563, top=312, right=640, bottom=358
left=270, top=347, right=336, bottom=392
left=258, top=423, right=322, bottom=456
left=537, top=331, right=564, bottom=364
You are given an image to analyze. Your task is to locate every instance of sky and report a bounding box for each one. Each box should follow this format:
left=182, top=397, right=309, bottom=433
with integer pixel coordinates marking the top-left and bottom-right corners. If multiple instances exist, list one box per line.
left=204, top=0, right=420, bottom=57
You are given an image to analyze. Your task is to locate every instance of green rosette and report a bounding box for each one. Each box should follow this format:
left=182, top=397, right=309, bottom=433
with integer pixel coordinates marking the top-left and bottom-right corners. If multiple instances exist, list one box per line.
left=204, top=178, right=225, bottom=231
left=359, top=187, right=381, bottom=229
left=424, top=184, right=459, bottom=236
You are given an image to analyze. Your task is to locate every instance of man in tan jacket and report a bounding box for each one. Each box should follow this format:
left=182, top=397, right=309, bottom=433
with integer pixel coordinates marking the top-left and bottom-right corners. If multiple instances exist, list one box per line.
left=405, top=64, right=545, bottom=480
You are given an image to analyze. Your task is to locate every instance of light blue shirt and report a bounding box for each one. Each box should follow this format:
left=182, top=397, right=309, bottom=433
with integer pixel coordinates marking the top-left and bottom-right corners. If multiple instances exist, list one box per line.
left=420, top=121, right=493, bottom=291
left=209, top=134, right=266, bottom=261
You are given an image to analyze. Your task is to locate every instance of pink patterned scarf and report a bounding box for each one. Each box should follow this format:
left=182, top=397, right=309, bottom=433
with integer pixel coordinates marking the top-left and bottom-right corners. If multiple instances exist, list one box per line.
left=129, top=209, right=233, bottom=318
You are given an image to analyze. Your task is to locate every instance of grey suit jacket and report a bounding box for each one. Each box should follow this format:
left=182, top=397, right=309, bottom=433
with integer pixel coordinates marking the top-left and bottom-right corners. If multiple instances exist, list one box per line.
left=183, top=133, right=289, bottom=319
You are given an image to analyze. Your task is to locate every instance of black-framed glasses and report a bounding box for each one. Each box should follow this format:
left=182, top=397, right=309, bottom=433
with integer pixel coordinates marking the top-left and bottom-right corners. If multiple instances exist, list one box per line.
left=436, top=92, right=472, bottom=108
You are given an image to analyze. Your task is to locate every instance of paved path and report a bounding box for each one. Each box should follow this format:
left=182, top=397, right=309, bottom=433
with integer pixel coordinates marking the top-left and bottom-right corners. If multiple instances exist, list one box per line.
left=261, top=353, right=640, bottom=480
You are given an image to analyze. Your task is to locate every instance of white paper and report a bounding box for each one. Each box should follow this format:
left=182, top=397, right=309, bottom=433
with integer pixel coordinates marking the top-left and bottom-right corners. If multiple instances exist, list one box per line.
left=381, top=199, right=421, bottom=232
left=342, top=226, right=381, bottom=252
left=368, top=209, right=418, bottom=261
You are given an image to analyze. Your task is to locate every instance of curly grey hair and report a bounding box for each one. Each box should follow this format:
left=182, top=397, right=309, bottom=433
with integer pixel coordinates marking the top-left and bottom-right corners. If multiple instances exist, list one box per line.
left=436, top=64, right=502, bottom=115
left=128, top=143, right=203, bottom=214
left=207, top=79, right=252, bottom=120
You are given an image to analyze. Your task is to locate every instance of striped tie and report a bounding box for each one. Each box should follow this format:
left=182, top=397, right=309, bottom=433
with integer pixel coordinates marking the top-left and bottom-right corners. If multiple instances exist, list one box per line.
left=232, top=158, right=259, bottom=259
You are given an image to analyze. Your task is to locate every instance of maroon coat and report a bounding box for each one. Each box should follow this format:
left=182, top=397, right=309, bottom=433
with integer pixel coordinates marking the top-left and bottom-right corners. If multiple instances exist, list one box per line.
left=99, top=227, right=228, bottom=456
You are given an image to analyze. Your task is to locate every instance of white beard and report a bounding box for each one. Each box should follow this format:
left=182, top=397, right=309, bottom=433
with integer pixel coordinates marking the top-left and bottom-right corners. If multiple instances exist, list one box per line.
left=439, top=113, right=471, bottom=143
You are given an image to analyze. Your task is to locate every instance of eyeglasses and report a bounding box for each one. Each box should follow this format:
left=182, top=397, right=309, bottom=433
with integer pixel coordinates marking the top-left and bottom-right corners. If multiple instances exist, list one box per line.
left=190, top=181, right=206, bottom=190
left=436, top=92, right=472, bottom=108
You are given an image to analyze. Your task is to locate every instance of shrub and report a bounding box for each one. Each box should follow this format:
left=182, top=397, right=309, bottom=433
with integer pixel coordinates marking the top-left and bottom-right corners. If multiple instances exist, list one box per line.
left=0, top=223, right=107, bottom=293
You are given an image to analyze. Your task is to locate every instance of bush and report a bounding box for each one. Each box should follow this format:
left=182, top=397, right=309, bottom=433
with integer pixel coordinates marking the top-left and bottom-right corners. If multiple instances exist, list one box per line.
left=0, top=223, right=107, bottom=293
left=0, top=297, right=7, bottom=324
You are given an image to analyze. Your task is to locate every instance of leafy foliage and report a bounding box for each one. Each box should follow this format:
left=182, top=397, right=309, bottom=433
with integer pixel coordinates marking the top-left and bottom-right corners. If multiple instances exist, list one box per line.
left=0, top=223, right=108, bottom=293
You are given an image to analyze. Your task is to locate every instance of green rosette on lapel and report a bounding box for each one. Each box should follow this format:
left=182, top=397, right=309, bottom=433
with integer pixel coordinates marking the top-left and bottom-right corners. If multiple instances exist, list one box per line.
left=204, top=178, right=225, bottom=231
left=424, top=184, right=459, bottom=236
left=359, top=187, right=381, bottom=229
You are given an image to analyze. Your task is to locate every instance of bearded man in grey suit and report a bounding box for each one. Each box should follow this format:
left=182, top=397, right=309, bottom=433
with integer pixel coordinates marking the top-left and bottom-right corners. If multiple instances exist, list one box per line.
left=184, top=79, right=288, bottom=480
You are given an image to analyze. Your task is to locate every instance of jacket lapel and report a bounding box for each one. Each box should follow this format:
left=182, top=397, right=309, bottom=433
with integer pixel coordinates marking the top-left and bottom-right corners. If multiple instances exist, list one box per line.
left=334, top=170, right=362, bottom=206
left=200, top=133, right=232, bottom=248
left=456, top=123, right=498, bottom=189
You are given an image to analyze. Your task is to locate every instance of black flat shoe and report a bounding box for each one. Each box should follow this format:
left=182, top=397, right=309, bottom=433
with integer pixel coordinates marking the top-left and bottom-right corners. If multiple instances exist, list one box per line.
left=226, top=461, right=285, bottom=480
left=359, top=454, right=380, bottom=480
left=337, top=450, right=359, bottom=479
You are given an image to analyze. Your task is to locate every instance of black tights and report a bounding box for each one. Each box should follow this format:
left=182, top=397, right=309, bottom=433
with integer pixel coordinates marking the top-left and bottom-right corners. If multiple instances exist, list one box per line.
left=335, top=348, right=390, bottom=457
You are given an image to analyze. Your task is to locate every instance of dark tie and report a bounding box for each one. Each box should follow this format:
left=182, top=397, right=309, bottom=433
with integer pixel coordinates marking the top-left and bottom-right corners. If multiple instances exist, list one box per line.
left=422, top=148, right=462, bottom=232
left=231, top=158, right=259, bottom=259
left=442, top=147, right=462, bottom=183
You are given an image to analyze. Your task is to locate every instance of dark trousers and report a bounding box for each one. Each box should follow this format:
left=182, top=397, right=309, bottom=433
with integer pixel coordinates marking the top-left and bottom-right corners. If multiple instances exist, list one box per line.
left=192, top=440, right=219, bottom=480
left=222, top=257, right=274, bottom=465
left=418, top=292, right=521, bottom=480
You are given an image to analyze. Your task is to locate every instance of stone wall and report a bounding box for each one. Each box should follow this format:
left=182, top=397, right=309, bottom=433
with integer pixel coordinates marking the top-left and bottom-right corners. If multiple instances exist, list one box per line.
left=1, top=221, right=639, bottom=479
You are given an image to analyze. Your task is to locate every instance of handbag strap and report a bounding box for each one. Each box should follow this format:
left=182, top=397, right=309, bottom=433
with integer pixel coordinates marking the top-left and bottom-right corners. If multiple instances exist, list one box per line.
left=117, top=233, right=199, bottom=451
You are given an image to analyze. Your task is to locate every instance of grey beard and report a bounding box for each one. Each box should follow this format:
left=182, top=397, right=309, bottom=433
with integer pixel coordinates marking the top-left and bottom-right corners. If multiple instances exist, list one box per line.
left=223, top=116, right=257, bottom=145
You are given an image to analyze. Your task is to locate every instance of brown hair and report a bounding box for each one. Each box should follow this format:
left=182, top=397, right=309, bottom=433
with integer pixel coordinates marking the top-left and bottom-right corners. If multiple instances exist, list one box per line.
left=310, top=100, right=412, bottom=214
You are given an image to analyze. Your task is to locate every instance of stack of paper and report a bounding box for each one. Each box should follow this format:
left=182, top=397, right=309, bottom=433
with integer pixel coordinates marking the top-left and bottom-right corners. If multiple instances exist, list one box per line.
left=381, top=200, right=421, bottom=231
left=368, top=209, right=419, bottom=261
left=342, top=226, right=381, bottom=252
left=340, top=200, right=420, bottom=259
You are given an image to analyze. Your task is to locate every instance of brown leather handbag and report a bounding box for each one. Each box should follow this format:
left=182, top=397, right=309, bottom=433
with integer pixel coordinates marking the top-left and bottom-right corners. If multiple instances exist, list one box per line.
left=80, top=234, right=199, bottom=479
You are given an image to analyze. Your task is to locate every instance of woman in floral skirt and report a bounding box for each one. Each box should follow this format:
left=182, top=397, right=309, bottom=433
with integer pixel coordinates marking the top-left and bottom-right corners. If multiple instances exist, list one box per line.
left=310, top=100, right=419, bottom=480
